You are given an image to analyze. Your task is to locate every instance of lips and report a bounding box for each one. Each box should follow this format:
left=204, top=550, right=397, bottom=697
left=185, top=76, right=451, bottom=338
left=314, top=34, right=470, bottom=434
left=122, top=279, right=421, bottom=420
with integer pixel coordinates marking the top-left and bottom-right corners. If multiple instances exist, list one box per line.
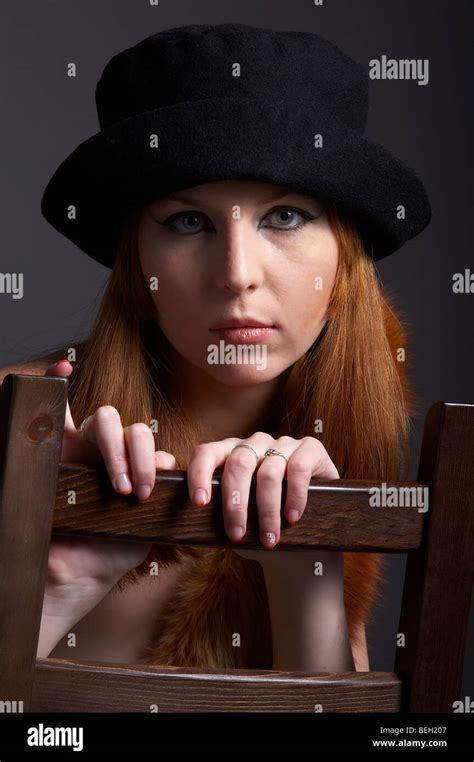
left=209, top=317, right=276, bottom=330
left=209, top=326, right=276, bottom=343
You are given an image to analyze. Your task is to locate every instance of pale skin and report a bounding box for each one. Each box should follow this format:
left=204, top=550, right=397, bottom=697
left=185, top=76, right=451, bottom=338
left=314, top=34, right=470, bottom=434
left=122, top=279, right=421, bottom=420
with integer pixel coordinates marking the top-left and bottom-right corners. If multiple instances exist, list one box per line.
left=30, top=179, right=368, bottom=670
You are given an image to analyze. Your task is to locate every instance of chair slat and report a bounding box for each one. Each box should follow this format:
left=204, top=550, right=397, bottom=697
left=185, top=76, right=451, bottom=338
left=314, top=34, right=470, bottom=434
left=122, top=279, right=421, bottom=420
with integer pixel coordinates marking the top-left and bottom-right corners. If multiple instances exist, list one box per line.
left=54, top=464, right=425, bottom=551
left=0, top=375, right=67, bottom=707
left=395, top=402, right=474, bottom=711
left=31, top=658, right=401, bottom=713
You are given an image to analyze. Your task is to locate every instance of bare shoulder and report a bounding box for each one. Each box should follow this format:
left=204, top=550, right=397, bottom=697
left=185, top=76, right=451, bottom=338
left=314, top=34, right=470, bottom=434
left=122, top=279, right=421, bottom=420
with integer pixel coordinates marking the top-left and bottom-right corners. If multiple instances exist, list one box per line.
left=0, top=342, right=85, bottom=388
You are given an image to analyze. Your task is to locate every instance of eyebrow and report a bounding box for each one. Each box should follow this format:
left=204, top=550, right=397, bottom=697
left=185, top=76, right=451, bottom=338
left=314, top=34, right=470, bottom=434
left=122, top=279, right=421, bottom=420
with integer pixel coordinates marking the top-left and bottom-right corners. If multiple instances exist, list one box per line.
left=162, top=189, right=316, bottom=207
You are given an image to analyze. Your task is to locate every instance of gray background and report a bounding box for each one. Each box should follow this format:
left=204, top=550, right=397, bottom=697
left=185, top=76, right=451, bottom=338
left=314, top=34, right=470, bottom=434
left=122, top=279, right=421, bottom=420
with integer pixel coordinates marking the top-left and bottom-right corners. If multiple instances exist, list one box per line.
left=1, top=0, right=473, bottom=694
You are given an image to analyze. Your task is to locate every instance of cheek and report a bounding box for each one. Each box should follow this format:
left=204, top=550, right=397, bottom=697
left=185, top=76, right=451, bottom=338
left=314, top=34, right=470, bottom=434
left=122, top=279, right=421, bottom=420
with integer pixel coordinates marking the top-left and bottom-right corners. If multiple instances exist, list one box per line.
left=138, top=229, right=199, bottom=317
left=138, top=228, right=159, bottom=296
left=145, top=264, right=198, bottom=330
left=277, top=234, right=338, bottom=333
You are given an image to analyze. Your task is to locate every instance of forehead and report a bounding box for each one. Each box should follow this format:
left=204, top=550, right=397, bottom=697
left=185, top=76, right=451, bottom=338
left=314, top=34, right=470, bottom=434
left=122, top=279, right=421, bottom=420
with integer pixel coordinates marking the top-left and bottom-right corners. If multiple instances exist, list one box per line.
left=152, top=180, right=321, bottom=208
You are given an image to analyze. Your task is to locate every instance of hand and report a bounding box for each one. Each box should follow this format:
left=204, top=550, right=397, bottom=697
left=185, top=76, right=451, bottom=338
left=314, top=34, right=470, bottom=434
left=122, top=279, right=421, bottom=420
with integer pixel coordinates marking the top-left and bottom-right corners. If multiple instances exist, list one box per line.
left=186, top=433, right=339, bottom=553
left=185, top=433, right=350, bottom=672
left=45, top=360, right=176, bottom=496
left=44, top=360, right=177, bottom=588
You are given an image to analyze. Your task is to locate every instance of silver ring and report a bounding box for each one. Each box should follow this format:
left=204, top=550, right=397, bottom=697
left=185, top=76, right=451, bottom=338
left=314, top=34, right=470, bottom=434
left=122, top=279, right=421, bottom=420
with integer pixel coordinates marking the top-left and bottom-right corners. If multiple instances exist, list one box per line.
left=231, top=443, right=260, bottom=463
left=79, top=415, right=94, bottom=438
left=264, top=448, right=288, bottom=463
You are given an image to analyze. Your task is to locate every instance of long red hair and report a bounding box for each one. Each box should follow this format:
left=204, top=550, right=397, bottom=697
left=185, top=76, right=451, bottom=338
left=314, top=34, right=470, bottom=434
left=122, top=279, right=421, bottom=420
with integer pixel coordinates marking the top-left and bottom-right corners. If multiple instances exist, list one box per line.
left=27, top=200, right=417, bottom=654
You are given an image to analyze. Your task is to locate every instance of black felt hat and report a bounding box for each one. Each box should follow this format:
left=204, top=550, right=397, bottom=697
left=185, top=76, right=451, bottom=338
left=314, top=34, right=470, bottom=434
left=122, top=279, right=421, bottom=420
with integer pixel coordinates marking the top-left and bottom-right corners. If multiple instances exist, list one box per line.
left=40, top=22, right=432, bottom=268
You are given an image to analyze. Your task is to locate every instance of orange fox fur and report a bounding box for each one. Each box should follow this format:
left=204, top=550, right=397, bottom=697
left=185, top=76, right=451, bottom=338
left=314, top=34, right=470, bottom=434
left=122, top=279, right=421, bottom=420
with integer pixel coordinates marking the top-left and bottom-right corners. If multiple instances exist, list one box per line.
left=127, top=306, right=412, bottom=669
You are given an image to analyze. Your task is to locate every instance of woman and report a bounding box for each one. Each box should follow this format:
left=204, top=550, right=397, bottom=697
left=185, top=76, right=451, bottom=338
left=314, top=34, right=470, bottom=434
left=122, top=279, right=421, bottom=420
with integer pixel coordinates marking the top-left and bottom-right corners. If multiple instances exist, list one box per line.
left=5, top=22, right=431, bottom=674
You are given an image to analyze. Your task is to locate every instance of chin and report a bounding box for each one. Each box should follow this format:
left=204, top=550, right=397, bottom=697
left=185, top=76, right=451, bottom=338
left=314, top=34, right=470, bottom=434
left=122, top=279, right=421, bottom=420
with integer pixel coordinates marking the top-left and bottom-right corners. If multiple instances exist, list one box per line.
left=205, top=365, right=277, bottom=387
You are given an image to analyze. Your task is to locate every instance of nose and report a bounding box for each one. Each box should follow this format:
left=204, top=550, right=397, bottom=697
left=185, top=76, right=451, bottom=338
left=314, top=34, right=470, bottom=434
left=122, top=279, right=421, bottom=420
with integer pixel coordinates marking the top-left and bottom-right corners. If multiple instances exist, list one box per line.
left=212, top=221, right=264, bottom=294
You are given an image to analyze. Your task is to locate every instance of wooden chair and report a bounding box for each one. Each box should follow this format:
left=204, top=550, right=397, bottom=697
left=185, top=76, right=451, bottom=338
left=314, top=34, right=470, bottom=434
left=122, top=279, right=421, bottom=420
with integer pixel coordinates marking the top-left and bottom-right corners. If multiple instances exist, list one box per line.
left=0, top=373, right=472, bottom=713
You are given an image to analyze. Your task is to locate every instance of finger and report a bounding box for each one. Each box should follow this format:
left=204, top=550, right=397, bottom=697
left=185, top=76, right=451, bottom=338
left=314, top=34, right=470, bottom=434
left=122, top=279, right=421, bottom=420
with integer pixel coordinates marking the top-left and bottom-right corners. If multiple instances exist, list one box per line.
left=123, top=422, right=157, bottom=500
left=186, top=439, right=240, bottom=510
left=309, top=437, right=339, bottom=480
left=83, top=406, right=132, bottom=495
left=155, top=450, right=177, bottom=470
left=44, top=360, right=76, bottom=432
left=256, top=445, right=291, bottom=548
left=220, top=433, right=273, bottom=544
left=285, top=437, right=339, bottom=523
left=45, top=359, right=73, bottom=378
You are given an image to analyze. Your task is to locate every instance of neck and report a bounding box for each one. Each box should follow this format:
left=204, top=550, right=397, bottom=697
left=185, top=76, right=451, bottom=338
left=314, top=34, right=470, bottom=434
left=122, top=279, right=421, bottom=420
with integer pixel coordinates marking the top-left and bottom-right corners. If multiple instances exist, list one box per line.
left=166, top=351, right=292, bottom=443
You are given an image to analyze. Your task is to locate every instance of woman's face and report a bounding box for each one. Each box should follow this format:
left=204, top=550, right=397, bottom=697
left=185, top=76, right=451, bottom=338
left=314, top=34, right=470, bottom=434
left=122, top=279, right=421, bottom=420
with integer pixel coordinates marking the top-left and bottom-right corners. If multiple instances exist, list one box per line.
left=138, top=180, right=338, bottom=386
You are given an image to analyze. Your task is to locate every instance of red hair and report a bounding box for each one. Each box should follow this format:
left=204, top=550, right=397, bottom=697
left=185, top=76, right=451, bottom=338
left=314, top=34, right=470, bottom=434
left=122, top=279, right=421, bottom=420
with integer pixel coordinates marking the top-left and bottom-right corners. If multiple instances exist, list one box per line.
left=43, top=201, right=415, bottom=666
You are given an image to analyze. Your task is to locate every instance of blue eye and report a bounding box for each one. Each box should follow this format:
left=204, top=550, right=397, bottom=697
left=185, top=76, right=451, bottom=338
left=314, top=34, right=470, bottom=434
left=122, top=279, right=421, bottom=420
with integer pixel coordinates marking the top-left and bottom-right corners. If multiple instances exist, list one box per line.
left=164, top=211, right=207, bottom=235
left=265, top=208, right=307, bottom=230
left=155, top=205, right=319, bottom=235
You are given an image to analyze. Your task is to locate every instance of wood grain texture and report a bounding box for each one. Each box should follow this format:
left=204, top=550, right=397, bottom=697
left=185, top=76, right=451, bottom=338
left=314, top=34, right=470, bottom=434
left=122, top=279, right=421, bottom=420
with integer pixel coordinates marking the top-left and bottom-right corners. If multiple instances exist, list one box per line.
left=53, top=464, right=424, bottom=552
left=0, top=375, right=67, bottom=708
left=32, top=658, right=401, bottom=712
left=395, top=401, right=474, bottom=712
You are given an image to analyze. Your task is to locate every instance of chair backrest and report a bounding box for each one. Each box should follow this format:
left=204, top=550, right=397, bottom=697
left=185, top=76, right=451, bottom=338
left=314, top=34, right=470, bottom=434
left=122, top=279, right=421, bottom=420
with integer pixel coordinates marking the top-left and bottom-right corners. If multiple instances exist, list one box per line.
left=0, top=373, right=473, bottom=713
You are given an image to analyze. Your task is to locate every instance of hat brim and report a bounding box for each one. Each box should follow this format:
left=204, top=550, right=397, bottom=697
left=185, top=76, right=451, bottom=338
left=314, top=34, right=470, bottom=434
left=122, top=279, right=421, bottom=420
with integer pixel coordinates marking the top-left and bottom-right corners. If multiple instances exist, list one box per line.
left=41, top=97, right=432, bottom=267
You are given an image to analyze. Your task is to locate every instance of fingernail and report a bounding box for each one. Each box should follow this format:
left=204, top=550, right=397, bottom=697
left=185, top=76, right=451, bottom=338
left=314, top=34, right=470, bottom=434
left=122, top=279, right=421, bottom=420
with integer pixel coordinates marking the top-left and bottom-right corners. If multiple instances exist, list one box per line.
left=57, top=359, right=71, bottom=368
left=115, top=473, right=132, bottom=492
left=263, top=531, right=276, bottom=546
left=287, top=509, right=300, bottom=522
left=136, top=484, right=152, bottom=500
left=228, top=525, right=244, bottom=542
left=193, top=488, right=208, bottom=506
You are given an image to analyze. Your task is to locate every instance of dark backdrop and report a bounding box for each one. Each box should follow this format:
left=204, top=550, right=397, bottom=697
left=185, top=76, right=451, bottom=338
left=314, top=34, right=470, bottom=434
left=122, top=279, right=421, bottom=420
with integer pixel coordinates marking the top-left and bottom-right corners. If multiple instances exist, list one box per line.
left=1, top=0, right=472, bottom=694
